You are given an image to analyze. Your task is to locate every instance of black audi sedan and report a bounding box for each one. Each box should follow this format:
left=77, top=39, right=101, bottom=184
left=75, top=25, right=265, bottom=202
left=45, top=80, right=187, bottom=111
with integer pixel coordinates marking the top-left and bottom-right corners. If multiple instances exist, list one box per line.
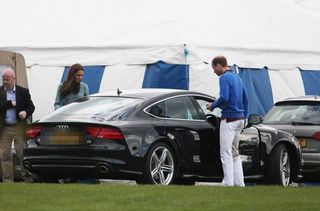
left=23, top=89, right=302, bottom=186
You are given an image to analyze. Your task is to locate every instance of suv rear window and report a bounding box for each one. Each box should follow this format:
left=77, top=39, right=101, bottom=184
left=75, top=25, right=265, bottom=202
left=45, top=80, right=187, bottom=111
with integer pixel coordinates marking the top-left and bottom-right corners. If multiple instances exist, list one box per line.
left=264, top=104, right=320, bottom=125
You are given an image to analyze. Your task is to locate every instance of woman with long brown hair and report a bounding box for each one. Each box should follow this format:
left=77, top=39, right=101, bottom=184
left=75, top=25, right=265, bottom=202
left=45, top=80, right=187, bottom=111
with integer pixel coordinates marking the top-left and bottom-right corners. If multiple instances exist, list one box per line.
left=54, top=63, right=89, bottom=110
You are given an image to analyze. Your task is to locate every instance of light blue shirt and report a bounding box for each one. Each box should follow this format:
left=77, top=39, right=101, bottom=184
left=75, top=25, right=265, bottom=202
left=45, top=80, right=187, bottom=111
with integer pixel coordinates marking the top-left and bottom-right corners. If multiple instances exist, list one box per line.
left=5, top=86, right=17, bottom=124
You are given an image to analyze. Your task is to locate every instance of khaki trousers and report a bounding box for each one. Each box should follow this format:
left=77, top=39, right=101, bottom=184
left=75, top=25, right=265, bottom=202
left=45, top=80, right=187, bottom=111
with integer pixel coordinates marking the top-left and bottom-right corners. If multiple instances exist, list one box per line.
left=0, top=123, right=29, bottom=182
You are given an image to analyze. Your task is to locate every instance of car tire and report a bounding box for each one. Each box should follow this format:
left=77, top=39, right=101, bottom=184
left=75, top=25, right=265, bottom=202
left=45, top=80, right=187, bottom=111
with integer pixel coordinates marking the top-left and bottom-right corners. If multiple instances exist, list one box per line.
left=267, top=144, right=291, bottom=186
left=141, top=142, right=176, bottom=185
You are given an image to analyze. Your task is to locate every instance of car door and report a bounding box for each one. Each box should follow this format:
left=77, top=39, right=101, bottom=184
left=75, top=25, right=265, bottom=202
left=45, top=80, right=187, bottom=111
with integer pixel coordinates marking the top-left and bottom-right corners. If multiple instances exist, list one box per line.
left=162, top=95, right=220, bottom=175
left=193, top=95, right=261, bottom=177
left=192, top=96, right=222, bottom=175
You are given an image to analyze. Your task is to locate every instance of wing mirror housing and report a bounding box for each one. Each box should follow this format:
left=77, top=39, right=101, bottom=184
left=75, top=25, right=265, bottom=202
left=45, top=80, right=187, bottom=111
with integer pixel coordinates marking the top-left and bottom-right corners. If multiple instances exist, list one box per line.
left=246, top=114, right=263, bottom=128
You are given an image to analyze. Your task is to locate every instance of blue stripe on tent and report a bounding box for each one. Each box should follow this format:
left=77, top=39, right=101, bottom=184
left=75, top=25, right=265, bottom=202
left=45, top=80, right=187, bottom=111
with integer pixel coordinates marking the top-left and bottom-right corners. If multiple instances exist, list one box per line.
left=142, top=61, right=189, bottom=90
left=238, top=67, right=273, bottom=116
left=300, top=69, right=320, bottom=95
left=61, top=66, right=105, bottom=94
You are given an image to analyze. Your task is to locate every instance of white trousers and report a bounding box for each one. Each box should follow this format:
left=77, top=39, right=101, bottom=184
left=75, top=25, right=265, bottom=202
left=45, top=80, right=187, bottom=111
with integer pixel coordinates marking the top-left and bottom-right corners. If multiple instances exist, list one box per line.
left=219, top=119, right=245, bottom=186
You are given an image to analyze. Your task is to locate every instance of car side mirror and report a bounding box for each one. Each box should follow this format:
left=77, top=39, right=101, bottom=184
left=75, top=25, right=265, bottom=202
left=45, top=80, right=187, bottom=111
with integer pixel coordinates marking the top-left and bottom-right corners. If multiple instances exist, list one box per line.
left=246, top=114, right=263, bottom=128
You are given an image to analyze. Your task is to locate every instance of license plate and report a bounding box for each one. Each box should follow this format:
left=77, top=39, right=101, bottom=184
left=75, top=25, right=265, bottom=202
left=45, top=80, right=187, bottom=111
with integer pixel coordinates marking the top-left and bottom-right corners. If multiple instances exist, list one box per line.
left=298, top=138, right=307, bottom=148
left=49, top=131, right=83, bottom=145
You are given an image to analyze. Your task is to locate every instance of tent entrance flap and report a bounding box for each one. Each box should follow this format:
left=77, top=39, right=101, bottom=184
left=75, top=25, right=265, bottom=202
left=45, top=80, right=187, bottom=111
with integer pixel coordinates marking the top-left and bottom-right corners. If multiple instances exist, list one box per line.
left=0, top=50, right=28, bottom=88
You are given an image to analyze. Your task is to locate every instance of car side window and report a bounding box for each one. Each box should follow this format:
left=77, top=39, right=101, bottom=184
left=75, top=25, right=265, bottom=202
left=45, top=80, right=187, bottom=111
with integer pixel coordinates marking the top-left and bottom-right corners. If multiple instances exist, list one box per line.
left=195, top=98, right=222, bottom=118
left=164, top=96, right=201, bottom=120
left=148, top=101, right=165, bottom=117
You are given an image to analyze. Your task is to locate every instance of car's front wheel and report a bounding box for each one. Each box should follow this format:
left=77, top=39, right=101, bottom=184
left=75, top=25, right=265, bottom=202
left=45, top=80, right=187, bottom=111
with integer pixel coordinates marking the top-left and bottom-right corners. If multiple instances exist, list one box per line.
left=140, top=142, right=176, bottom=185
left=267, top=144, right=291, bottom=186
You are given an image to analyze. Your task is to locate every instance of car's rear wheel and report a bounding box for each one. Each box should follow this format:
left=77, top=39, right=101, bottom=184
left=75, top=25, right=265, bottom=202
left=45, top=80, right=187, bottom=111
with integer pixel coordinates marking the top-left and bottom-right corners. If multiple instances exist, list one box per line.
left=140, top=142, right=176, bottom=185
left=267, top=144, right=291, bottom=186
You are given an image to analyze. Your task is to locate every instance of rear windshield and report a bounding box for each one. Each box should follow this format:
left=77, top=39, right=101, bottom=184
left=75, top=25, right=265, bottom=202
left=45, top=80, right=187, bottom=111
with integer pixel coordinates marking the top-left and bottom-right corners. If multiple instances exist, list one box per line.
left=44, top=96, right=143, bottom=120
left=263, top=104, right=320, bottom=125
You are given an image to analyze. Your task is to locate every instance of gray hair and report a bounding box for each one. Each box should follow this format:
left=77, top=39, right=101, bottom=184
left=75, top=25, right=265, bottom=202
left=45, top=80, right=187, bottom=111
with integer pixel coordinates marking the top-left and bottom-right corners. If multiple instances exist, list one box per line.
left=2, top=67, right=16, bottom=79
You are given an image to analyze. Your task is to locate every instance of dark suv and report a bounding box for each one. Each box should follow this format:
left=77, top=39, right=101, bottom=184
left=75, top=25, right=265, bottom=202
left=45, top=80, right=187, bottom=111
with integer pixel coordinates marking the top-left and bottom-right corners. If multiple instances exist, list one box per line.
left=263, top=96, right=320, bottom=180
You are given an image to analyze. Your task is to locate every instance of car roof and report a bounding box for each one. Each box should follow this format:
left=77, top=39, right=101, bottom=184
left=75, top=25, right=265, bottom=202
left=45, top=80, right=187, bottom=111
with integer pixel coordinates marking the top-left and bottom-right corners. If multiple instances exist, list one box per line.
left=275, top=95, right=320, bottom=105
left=91, top=88, right=214, bottom=100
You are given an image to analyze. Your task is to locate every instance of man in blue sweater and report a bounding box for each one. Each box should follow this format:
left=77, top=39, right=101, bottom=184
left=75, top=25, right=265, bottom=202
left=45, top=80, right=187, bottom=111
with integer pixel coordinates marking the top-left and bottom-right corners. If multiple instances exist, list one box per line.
left=207, top=55, right=248, bottom=186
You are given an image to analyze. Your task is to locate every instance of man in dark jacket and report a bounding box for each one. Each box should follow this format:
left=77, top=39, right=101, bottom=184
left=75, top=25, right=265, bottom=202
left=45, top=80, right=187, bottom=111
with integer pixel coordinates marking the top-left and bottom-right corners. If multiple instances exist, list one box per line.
left=0, top=68, right=35, bottom=182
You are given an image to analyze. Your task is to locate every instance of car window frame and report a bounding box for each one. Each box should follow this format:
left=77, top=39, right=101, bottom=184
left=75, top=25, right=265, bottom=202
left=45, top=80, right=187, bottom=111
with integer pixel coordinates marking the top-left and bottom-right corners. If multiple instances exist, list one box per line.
left=144, top=94, right=211, bottom=122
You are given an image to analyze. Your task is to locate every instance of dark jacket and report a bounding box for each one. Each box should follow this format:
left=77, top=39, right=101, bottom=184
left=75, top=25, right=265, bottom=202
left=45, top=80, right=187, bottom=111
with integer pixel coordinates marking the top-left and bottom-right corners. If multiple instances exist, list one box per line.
left=0, top=85, right=35, bottom=132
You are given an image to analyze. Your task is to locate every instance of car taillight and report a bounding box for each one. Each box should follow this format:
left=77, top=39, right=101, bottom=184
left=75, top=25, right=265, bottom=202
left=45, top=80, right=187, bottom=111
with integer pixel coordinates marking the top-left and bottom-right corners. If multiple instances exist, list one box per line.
left=25, top=126, right=43, bottom=138
left=86, top=127, right=124, bottom=140
left=312, top=132, right=320, bottom=141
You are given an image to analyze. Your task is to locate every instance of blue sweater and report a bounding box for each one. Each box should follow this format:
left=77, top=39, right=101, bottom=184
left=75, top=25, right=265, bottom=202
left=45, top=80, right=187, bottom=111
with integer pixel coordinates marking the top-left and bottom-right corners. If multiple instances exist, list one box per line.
left=211, top=70, right=248, bottom=119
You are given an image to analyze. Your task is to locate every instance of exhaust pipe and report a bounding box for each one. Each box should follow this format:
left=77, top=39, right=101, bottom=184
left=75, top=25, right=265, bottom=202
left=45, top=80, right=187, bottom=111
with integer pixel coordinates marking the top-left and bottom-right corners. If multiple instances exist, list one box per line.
left=98, top=165, right=109, bottom=174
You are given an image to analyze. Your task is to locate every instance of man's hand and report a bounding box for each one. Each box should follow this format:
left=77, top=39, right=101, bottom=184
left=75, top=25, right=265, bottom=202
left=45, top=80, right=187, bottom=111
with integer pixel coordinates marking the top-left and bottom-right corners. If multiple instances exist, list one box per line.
left=19, top=111, right=27, bottom=119
left=206, top=103, right=213, bottom=111
left=11, top=100, right=16, bottom=107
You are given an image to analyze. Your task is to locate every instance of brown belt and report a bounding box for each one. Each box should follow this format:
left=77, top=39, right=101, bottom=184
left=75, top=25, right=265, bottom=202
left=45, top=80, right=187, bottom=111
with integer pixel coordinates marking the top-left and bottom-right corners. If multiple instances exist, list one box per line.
left=222, top=117, right=245, bottom=123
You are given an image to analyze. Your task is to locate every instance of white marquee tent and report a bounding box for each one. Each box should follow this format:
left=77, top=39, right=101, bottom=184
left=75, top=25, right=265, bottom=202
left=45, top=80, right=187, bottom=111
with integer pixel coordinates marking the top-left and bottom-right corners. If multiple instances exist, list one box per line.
left=0, top=0, right=320, bottom=120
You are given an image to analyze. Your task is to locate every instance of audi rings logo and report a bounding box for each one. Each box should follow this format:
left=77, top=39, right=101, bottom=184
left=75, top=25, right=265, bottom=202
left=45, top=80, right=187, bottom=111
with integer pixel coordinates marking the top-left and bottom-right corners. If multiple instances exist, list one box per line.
left=56, top=125, right=69, bottom=129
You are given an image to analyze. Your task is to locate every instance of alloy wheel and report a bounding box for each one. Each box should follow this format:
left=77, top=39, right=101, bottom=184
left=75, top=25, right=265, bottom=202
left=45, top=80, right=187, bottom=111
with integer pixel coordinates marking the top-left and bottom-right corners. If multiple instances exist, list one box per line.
left=149, top=146, right=174, bottom=185
left=280, top=148, right=290, bottom=186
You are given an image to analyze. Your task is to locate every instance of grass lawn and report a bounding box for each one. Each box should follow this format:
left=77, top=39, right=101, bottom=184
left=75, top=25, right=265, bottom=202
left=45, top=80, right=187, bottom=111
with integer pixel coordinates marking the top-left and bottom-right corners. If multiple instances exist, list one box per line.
left=0, top=183, right=320, bottom=211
